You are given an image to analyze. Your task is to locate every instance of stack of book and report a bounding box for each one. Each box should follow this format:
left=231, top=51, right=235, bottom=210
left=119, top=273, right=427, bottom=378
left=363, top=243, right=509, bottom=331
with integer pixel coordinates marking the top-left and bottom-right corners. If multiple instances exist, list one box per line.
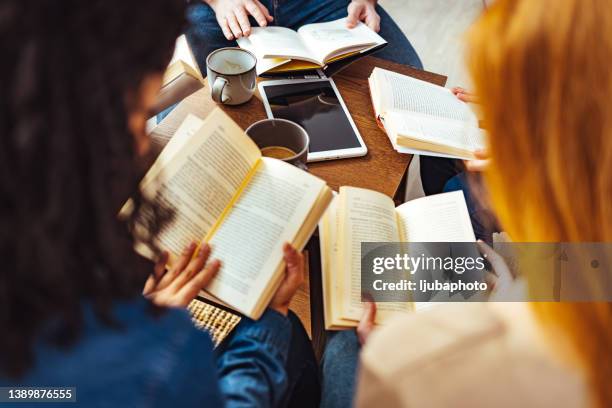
left=152, top=35, right=204, bottom=114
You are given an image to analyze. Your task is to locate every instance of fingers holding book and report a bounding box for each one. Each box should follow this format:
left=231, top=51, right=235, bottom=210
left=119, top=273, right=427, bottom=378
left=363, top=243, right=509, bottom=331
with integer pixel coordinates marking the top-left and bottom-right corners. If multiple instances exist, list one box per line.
left=464, top=148, right=490, bottom=172
left=357, top=300, right=377, bottom=345
left=144, top=242, right=221, bottom=308
left=269, top=243, right=305, bottom=316
left=451, top=87, right=479, bottom=104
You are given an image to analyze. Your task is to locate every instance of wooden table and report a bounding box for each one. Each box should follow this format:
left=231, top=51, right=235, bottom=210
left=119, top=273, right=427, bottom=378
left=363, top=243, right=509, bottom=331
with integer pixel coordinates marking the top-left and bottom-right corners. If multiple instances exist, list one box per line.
left=152, top=56, right=446, bottom=201
left=152, top=56, right=447, bottom=356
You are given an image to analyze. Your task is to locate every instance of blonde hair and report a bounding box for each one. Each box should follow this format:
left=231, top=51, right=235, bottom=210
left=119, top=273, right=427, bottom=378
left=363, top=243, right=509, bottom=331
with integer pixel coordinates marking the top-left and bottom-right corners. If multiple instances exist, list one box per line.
left=468, top=0, right=611, bottom=406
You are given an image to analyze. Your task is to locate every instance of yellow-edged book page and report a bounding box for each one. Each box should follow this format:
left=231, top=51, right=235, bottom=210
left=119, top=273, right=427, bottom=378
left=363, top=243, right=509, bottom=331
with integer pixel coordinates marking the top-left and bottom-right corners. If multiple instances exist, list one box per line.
left=320, top=195, right=356, bottom=329
left=136, top=108, right=261, bottom=261
left=266, top=51, right=362, bottom=74
left=162, top=35, right=203, bottom=87
left=319, top=196, right=336, bottom=328
left=204, top=157, right=328, bottom=319
left=338, top=187, right=411, bottom=324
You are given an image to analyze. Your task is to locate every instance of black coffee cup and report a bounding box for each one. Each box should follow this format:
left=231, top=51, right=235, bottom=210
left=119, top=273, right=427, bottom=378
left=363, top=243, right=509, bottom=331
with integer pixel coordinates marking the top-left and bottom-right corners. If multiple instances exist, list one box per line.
left=245, top=119, right=309, bottom=171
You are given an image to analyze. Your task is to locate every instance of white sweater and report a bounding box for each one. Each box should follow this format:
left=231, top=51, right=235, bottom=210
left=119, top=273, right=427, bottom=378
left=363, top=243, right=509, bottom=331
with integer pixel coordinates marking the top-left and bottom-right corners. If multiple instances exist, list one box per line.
left=356, top=303, right=590, bottom=407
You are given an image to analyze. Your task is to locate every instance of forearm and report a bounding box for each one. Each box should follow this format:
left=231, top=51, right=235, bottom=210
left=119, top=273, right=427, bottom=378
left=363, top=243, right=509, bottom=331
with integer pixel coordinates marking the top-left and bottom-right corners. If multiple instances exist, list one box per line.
left=216, top=309, right=291, bottom=407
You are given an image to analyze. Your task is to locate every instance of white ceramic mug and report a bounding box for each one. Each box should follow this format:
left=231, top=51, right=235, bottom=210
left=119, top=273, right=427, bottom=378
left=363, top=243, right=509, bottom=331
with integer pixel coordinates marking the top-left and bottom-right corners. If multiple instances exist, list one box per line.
left=206, top=47, right=257, bottom=105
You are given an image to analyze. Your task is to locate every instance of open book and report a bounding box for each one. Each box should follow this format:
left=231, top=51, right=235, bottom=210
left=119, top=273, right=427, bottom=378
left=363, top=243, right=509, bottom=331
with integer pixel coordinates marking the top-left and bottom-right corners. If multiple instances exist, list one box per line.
left=319, top=187, right=475, bottom=330
left=369, top=67, right=486, bottom=160
left=237, top=18, right=386, bottom=75
left=131, top=108, right=333, bottom=319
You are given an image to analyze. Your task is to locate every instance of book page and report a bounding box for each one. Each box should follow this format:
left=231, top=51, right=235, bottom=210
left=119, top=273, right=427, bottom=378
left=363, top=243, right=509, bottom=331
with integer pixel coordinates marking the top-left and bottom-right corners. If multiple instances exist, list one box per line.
left=396, top=191, right=475, bottom=309
left=246, top=26, right=316, bottom=64
left=298, top=18, right=384, bottom=64
left=387, top=111, right=486, bottom=153
left=373, top=67, right=477, bottom=124
left=138, top=109, right=261, bottom=259
left=339, top=187, right=410, bottom=321
left=320, top=195, right=339, bottom=328
left=236, top=36, right=292, bottom=75
left=168, top=34, right=201, bottom=77
left=122, top=114, right=205, bottom=220
left=141, top=114, right=204, bottom=186
left=396, top=191, right=476, bottom=242
left=162, top=35, right=202, bottom=87
left=203, top=158, right=327, bottom=317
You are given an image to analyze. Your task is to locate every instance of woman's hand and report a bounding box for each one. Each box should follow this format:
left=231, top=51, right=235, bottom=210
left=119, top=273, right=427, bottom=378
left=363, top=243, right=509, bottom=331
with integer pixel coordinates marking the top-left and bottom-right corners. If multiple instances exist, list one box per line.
left=346, top=0, right=380, bottom=32
left=269, top=243, right=305, bottom=316
left=451, top=87, right=489, bottom=171
left=208, top=0, right=273, bottom=40
left=356, top=301, right=377, bottom=345
left=465, top=149, right=490, bottom=172
left=451, top=86, right=479, bottom=104
left=476, top=240, right=515, bottom=295
left=143, top=242, right=221, bottom=308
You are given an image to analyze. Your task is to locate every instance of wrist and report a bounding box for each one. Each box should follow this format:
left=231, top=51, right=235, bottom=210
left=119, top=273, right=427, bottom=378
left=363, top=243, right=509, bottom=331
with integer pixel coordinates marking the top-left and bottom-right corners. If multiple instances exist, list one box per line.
left=270, top=303, right=289, bottom=316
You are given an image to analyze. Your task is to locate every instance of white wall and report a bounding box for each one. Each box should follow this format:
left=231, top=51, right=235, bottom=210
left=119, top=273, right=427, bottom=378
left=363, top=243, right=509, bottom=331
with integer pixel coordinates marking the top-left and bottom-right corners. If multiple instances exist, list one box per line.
left=379, top=0, right=486, bottom=88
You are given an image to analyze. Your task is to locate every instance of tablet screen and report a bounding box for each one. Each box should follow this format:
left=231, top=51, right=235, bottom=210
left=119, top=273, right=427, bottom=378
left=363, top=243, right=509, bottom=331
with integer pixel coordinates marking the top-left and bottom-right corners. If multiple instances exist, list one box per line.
left=263, top=81, right=363, bottom=153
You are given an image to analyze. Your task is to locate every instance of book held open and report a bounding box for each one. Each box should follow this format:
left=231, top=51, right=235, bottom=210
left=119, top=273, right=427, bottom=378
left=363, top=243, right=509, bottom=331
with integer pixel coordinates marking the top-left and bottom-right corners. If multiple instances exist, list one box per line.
left=129, top=109, right=333, bottom=319
left=369, top=67, right=487, bottom=159
left=319, top=187, right=475, bottom=330
left=237, top=18, right=387, bottom=75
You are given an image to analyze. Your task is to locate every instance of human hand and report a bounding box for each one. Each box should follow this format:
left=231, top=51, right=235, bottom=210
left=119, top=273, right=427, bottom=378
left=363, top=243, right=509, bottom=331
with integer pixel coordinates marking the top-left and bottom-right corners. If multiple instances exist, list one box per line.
left=465, top=148, right=490, bottom=172
left=143, top=242, right=221, bottom=308
left=269, top=243, right=305, bottom=316
left=451, top=86, right=479, bottom=103
left=356, top=301, right=376, bottom=345
left=451, top=88, right=489, bottom=171
left=476, top=240, right=515, bottom=297
left=346, top=0, right=380, bottom=32
left=208, top=0, right=273, bottom=40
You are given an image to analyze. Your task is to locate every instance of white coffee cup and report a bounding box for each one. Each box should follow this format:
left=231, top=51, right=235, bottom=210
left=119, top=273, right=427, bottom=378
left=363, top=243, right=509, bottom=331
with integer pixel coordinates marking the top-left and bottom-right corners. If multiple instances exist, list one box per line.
left=206, top=47, right=257, bottom=105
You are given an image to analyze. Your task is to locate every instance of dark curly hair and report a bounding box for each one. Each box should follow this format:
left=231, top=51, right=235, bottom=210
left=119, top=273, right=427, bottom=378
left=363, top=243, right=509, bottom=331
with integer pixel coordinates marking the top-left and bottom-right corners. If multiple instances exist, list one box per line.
left=0, top=0, right=185, bottom=377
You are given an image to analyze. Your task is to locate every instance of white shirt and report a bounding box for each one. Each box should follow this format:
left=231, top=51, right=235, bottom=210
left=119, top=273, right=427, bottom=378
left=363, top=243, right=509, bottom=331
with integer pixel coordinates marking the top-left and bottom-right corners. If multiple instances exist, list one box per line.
left=356, top=303, right=590, bottom=407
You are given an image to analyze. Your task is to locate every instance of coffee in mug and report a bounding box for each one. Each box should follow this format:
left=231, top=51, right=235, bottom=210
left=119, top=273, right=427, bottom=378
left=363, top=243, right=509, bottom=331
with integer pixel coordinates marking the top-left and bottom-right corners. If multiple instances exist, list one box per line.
left=245, top=119, right=309, bottom=170
left=260, top=146, right=298, bottom=160
left=206, top=47, right=257, bottom=105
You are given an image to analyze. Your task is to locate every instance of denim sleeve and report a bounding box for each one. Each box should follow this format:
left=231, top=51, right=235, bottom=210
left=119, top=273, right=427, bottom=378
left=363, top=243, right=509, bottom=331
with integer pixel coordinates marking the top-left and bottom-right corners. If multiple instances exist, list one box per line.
left=216, top=309, right=292, bottom=408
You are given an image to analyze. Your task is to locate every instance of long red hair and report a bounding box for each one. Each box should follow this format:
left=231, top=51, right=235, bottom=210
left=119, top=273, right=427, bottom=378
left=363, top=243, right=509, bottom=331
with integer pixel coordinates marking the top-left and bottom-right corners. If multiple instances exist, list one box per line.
left=468, top=0, right=611, bottom=406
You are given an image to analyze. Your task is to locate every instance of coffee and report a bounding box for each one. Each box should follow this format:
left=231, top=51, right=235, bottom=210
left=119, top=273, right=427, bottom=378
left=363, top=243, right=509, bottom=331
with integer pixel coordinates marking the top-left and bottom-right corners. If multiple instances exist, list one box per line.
left=261, top=146, right=297, bottom=160
left=246, top=118, right=310, bottom=171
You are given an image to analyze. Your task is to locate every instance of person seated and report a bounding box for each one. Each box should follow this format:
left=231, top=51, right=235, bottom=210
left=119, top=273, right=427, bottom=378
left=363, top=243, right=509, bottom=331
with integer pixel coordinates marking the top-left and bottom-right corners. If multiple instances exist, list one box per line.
left=321, top=0, right=611, bottom=406
left=186, top=0, right=423, bottom=71
left=418, top=88, right=499, bottom=244
left=0, top=1, right=318, bottom=406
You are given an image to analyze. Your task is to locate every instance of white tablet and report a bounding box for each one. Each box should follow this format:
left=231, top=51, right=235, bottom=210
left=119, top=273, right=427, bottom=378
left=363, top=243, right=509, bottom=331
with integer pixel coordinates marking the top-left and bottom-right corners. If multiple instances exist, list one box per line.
left=258, top=78, right=367, bottom=162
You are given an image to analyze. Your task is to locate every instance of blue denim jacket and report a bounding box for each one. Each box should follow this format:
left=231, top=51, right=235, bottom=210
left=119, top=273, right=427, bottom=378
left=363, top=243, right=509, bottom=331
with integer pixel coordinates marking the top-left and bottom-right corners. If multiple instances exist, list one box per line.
left=0, top=298, right=291, bottom=407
